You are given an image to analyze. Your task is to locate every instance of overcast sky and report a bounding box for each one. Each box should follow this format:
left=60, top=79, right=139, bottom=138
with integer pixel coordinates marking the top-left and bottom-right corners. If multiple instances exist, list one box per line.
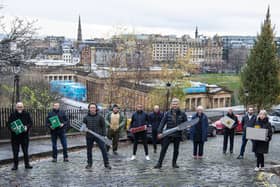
left=2, top=0, right=280, bottom=39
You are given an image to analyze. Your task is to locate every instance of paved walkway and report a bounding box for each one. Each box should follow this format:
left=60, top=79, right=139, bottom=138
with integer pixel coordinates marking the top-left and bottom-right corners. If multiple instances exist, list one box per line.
left=1, top=134, right=280, bottom=186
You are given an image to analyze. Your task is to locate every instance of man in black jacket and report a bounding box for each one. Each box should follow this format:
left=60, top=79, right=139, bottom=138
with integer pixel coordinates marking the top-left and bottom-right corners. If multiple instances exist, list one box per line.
left=83, top=103, right=111, bottom=169
left=129, top=104, right=150, bottom=161
left=237, top=107, right=257, bottom=159
left=46, top=102, right=69, bottom=162
left=223, top=109, right=238, bottom=154
left=7, top=102, right=33, bottom=170
left=154, top=98, right=187, bottom=169
left=149, top=105, right=164, bottom=153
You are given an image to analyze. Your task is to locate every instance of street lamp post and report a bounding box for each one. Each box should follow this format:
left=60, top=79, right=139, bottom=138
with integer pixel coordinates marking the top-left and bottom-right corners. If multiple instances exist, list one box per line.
left=11, top=60, right=21, bottom=108
left=166, top=82, right=171, bottom=111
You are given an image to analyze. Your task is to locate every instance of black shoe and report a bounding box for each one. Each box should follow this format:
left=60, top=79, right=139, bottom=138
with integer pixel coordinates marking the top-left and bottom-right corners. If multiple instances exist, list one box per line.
left=113, top=151, right=118, bottom=155
left=52, top=158, right=57, bottom=162
left=64, top=158, right=69, bottom=162
left=25, top=165, right=33, bottom=169
left=223, top=151, right=226, bottom=154
left=230, top=151, right=233, bottom=154
left=154, top=149, right=157, bottom=154
left=154, top=164, right=162, bottom=169
left=237, top=155, right=244, bottom=159
left=172, top=164, right=179, bottom=168
left=85, top=164, right=92, bottom=169
left=105, top=164, right=112, bottom=170
left=11, top=165, right=18, bottom=171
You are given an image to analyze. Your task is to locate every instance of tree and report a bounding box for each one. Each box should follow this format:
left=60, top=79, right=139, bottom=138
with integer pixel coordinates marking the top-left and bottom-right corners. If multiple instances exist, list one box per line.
left=239, top=7, right=280, bottom=110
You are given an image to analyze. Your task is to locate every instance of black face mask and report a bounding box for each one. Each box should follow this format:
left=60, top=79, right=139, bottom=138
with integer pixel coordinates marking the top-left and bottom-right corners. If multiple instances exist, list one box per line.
left=53, top=109, right=59, bottom=113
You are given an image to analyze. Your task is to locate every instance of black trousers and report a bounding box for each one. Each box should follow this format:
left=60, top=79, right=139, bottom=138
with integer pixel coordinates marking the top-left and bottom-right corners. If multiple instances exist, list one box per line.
left=86, top=136, right=109, bottom=166
left=152, top=130, right=158, bottom=150
left=223, top=128, right=235, bottom=153
left=193, top=141, right=204, bottom=156
left=133, top=131, right=148, bottom=155
left=256, top=153, right=264, bottom=167
left=157, top=136, right=180, bottom=165
left=11, top=136, right=30, bottom=166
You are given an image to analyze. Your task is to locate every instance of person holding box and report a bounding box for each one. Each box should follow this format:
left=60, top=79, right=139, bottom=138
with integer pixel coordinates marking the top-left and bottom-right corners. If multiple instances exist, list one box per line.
left=252, top=110, right=272, bottom=171
left=7, top=102, right=33, bottom=170
left=46, top=102, right=69, bottom=162
left=222, top=109, right=238, bottom=154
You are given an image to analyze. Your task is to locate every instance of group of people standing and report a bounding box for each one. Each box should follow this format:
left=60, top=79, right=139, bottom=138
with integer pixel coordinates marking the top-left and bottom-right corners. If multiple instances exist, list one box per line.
left=7, top=100, right=273, bottom=172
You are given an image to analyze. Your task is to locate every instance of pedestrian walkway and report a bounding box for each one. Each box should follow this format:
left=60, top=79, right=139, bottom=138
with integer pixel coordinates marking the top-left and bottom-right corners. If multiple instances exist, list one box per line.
left=0, top=134, right=87, bottom=164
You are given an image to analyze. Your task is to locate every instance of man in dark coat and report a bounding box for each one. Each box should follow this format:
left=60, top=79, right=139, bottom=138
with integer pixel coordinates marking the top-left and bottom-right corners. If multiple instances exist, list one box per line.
left=46, top=102, right=69, bottom=162
left=154, top=98, right=187, bottom=169
left=83, top=103, right=111, bottom=169
left=222, top=109, right=238, bottom=154
left=129, top=104, right=150, bottom=161
left=149, top=105, right=164, bottom=153
left=190, top=106, right=208, bottom=159
left=7, top=102, right=33, bottom=170
left=237, top=107, right=256, bottom=159
left=252, top=110, right=272, bottom=171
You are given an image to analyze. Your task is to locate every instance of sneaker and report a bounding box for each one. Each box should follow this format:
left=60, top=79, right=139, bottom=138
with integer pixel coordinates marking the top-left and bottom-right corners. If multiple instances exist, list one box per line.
left=197, top=156, right=203, bottom=159
left=25, top=165, right=33, bottom=169
left=11, top=165, right=18, bottom=171
left=237, top=155, right=244, bottom=159
left=193, top=155, right=198, bottom=159
left=154, top=164, right=162, bottom=169
left=113, top=151, right=118, bottom=155
left=85, top=164, right=92, bottom=169
left=64, top=158, right=69, bottom=162
left=130, top=155, right=136, bottom=161
left=145, top=156, right=150, bottom=161
left=52, top=158, right=57, bottom=163
left=254, top=167, right=260, bottom=172
left=259, top=167, right=265, bottom=171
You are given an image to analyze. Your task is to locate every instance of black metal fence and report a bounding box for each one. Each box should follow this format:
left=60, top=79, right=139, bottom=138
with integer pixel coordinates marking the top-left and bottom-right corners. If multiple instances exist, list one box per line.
left=0, top=108, right=89, bottom=140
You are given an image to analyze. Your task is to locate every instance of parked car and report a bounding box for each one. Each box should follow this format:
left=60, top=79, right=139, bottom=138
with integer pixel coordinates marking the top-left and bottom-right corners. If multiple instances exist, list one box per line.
left=268, top=115, right=280, bottom=133
left=213, top=115, right=243, bottom=134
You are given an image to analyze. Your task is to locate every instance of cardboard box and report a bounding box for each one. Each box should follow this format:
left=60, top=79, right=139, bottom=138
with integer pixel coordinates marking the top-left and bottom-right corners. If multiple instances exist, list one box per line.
left=246, top=127, right=268, bottom=141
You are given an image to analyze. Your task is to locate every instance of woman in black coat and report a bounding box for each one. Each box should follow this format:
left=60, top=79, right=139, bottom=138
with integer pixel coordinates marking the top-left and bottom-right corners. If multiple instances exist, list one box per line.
left=252, top=110, right=272, bottom=171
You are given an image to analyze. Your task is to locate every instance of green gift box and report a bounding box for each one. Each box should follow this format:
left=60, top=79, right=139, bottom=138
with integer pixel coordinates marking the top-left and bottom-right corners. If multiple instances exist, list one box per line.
left=10, top=119, right=25, bottom=135
left=49, top=115, right=61, bottom=129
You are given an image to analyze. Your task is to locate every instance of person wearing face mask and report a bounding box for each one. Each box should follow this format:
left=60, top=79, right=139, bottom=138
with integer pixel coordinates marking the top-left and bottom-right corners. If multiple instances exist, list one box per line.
left=237, top=107, right=257, bottom=159
left=46, top=102, right=69, bottom=162
left=222, top=108, right=238, bottom=154
left=252, top=110, right=272, bottom=171
left=190, top=106, right=209, bottom=159
left=154, top=98, right=187, bottom=169
left=105, top=104, right=126, bottom=155
left=7, top=102, right=33, bottom=170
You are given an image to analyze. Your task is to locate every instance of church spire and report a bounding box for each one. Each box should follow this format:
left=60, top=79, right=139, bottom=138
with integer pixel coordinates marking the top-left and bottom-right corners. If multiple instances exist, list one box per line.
left=77, top=15, right=82, bottom=42
left=195, top=26, right=198, bottom=39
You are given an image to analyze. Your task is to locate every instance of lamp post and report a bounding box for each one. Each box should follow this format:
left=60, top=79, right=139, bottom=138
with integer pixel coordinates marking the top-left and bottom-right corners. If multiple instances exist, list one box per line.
left=244, top=90, right=249, bottom=112
left=166, top=82, right=171, bottom=111
left=11, top=59, right=21, bottom=108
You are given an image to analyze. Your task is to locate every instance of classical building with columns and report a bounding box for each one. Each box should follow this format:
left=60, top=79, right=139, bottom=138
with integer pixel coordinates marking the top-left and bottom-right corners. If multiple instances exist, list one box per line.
left=184, top=86, right=232, bottom=111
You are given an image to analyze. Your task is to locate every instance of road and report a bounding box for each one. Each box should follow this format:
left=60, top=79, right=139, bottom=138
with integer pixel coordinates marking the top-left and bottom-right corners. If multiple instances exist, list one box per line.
left=1, top=134, right=280, bottom=187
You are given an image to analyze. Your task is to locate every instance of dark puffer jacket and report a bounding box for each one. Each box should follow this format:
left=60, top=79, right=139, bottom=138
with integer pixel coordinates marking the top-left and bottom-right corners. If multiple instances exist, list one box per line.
left=46, top=109, right=69, bottom=133
left=83, top=112, right=106, bottom=138
left=158, top=109, right=187, bottom=137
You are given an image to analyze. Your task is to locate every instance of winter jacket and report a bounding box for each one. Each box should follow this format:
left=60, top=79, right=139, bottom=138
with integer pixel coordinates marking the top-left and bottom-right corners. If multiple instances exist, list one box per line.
left=158, top=109, right=187, bottom=138
left=149, top=111, right=164, bottom=131
left=105, top=111, right=126, bottom=130
left=241, top=114, right=257, bottom=132
left=130, top=110, right=149, bottom=129
left=83, top=112, right=106, bottom=138
left=7, top=110, right=33, bottom=139
left=46, top=109, right=69, bottom=133
left=190, top=113, right=209, bottom=142
left=252, top=117, right=272, bottom=154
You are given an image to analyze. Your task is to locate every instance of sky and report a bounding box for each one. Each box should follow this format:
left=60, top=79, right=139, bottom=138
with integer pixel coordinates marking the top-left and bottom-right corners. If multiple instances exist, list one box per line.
left=2, top=0, right=280, bottom=39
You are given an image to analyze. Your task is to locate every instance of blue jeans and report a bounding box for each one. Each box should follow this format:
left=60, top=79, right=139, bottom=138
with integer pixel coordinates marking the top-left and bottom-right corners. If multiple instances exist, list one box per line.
left=239, top=132, right=248, bottom=156
left=86, top=136, right=109, bottom=166
left=51, top=130, right=68, bottom=159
